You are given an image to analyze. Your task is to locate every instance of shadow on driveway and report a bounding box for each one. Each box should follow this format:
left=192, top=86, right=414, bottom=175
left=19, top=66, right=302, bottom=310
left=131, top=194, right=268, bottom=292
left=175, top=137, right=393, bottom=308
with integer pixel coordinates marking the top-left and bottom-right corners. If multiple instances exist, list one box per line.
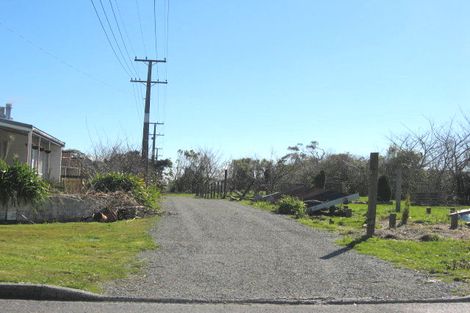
left=320, top=235, right=370, bottom=260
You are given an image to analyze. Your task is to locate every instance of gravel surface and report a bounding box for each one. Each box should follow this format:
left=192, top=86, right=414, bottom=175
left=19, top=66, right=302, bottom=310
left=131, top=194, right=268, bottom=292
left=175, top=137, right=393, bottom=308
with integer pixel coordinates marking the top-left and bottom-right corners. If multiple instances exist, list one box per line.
left=105, top=197, right=456, bottom=301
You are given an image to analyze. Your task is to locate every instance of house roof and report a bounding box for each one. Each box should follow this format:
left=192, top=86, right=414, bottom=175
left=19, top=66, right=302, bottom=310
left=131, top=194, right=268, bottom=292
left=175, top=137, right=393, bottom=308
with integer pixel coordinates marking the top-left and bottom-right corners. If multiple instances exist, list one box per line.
left=0, top=118, right=65, bottom=147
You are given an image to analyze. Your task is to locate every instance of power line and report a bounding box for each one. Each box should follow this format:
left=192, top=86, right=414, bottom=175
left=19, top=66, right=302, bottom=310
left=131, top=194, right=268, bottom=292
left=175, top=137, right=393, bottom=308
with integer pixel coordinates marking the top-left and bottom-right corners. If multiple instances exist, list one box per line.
left=135, top=0, right=148, bottom=54
left=108, top=0, right=139, bottom=77
left=112, top=0, right=138, bottom=59
left=153, top=0, right=159, bottom=59
left=97, top=0, right=136, bottom=77
left=90, top=0, right=133, bottom=77
left=153, top=0, right=160, bottom=79
left=131, top=83, right=143, bottom=119
left=0, top=19, right=126, bottom=94
left=165, top=0, right=170, bottom=62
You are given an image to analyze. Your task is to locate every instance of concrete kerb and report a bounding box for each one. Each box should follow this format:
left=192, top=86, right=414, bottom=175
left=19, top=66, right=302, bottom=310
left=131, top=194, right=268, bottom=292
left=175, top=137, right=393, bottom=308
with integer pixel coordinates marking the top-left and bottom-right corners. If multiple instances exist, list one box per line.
left=1, top=283, right=470, bottom=305
left=0, top=284, right=102, bottom=301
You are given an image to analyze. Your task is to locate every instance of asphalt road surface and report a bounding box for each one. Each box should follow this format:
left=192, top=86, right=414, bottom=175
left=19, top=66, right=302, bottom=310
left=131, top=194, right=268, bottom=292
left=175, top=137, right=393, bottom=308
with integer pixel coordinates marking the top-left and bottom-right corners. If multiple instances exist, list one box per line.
left=105, top=197, right=456, bottom=301
left=2, top=300, right=470, bottom=313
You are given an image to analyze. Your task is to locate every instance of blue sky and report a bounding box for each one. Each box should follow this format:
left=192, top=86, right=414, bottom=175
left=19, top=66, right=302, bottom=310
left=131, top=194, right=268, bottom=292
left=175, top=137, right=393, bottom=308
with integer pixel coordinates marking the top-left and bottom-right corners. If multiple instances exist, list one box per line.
left=0, top=0, right=469, bottom=162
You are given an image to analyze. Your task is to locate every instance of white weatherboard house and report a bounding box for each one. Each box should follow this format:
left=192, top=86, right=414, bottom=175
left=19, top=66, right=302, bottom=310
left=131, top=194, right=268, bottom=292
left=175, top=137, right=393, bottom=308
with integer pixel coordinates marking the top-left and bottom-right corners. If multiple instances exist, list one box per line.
left=0, top=104, right=65, bottom=182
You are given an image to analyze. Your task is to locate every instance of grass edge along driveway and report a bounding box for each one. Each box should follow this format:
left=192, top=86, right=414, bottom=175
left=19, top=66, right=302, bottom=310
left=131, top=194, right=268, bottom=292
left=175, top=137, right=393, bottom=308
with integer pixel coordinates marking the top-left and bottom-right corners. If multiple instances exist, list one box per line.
left=0, top=217, right=158, bottom=293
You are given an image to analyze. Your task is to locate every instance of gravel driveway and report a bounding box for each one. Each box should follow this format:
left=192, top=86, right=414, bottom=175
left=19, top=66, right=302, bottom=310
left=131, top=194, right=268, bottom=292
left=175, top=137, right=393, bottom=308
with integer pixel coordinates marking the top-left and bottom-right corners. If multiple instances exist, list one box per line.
left=105, top=197, right=455, bottom=301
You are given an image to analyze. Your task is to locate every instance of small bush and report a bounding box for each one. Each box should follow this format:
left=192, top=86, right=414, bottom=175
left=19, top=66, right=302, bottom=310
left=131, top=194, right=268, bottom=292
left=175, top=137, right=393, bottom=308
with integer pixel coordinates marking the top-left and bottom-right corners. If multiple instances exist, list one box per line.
left=401, top=194, right=411, bottom=225
left=0, top=160, right=49, bottom=207
left=277, top=196, right=306, bottom=218
left=420, top=234, right=440, bottom=242
left=90, top=173, right=160, bottom=210
left=377, top=175, right=392, bottom=202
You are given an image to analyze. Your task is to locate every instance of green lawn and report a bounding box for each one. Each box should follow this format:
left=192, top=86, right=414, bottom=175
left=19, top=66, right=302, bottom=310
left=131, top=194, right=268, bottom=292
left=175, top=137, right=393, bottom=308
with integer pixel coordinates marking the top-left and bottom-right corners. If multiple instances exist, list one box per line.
left=338, top=236, right=470, bottom=289
left=0, top=217, right=157, bottom=293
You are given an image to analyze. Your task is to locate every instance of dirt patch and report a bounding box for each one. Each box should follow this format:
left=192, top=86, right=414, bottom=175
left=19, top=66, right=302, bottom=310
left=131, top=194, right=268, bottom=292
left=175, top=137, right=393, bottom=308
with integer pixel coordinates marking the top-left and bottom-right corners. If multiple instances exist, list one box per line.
left=377, top=220, right=470, bottom=241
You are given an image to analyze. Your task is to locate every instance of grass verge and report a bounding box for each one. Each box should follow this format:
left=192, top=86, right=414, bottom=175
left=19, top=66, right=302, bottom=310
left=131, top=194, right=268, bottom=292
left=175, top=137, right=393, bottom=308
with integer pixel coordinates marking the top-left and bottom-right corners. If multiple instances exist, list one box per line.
left=240, top=199, right=276, bottom=212
left=164, top=193, right=195, bottom=197
left=338, top=236, right=470, bottom=287
left=0, top=217, right=158, bottom=293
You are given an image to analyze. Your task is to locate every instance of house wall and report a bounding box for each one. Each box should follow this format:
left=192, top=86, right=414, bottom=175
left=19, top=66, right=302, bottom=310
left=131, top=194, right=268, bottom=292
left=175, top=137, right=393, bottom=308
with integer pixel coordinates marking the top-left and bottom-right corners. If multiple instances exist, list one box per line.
left=0, top=128, right=28, bottom=163
left=49, top=143, right=62, bottom=182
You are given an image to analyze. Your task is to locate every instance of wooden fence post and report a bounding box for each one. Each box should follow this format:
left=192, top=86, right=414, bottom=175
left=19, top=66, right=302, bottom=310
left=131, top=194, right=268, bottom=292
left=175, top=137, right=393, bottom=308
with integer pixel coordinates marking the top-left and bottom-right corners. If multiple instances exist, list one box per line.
left=450, top=214, right=459, bottom=229
left=395, top=166, right=402, bottom=212
left=367, top=152, right=379, bottom=237
left=223, top=169, right=228, bottom=198
left=389, top=213, right=397, bottom=228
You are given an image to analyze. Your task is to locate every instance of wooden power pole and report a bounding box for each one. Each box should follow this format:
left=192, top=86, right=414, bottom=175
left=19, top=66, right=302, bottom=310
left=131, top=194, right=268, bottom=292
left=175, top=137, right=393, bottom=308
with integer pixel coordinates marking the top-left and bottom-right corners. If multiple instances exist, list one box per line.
left=149, top=122, right=164, bottom=164
left=131, top=57, right=167, bottom=179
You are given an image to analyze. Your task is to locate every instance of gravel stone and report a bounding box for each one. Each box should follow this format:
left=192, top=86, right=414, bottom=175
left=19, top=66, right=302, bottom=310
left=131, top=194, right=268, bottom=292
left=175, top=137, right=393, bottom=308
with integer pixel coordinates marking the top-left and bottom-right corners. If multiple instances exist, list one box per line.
left=105, top=197, right=457, bottom=300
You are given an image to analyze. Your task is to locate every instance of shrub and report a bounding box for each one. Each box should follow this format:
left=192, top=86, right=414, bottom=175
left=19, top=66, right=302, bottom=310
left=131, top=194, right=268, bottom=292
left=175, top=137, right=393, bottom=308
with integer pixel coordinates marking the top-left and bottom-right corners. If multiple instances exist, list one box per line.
left=401, top=194, right=411, bottom=225
left=0, top=160, right=49, bottom=208
left=277, top=196, right=306, bottom=218
left=377, top=175, right=392, bottom=202
left=90, top=172, right=143, bottom=193
left=90, top=172, right=160, bottom=209
left=420, top=234, right=440, bottom=242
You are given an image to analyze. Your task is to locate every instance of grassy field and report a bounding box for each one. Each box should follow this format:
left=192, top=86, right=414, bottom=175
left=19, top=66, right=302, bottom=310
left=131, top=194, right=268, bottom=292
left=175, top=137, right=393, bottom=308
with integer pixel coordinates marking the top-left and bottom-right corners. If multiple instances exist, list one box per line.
left=0, top=217, right=157, bottom=293
left=299, top=198, right=466, bottom=234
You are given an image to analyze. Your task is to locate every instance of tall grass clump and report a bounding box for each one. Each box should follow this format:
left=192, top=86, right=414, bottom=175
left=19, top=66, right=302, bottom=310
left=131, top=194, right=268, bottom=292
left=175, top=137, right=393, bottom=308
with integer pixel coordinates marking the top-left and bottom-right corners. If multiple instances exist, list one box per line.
left=401, top=194, right=411, bottom=225
left=0, top=160, right=49, bottom=208
left=277, top=196, right=306, bottom=218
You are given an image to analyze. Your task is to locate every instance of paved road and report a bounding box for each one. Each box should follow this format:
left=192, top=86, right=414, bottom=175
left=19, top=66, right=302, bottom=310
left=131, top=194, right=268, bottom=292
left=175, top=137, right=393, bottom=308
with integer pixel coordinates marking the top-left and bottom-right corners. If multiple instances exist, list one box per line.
left=105, top=197, right=456, bottom=301
left=2, top=300, right=470, bottom=313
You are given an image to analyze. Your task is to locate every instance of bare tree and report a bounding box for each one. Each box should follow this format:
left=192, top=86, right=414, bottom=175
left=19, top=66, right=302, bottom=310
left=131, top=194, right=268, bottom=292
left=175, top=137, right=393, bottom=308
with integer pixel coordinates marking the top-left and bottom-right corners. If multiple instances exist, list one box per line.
left=388, top=114, right=470, bottom=201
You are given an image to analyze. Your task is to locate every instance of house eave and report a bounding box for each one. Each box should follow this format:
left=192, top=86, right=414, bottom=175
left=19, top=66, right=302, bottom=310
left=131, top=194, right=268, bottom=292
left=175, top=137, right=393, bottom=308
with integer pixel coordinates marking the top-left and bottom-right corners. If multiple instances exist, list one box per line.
left=0, top=118, right=32, bottom=133
left=33, top=127, right=65, bottom=147
left=0, top=118, right=65, bottom=147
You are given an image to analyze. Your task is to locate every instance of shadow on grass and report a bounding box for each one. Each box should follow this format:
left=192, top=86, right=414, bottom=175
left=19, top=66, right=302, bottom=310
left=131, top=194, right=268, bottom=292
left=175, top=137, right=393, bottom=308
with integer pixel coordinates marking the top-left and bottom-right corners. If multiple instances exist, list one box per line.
left=320, top=235, right=370, bottom=260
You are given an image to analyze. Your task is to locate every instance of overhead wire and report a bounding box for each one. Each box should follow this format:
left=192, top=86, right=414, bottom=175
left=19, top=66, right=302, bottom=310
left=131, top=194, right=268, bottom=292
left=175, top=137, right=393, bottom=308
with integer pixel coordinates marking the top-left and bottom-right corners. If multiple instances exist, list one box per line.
left=153, top=0, right=159, bottom=59
left=135, top=0, right=148, bottom=55
left=112, top=0, right=138, bottom=60
left=90, top=0, right=133, bottom=78
left=131, top=83, right=143, bottom=119
left=108, top=0, right=139, bottom=77
left=158, top=0, right=170, bottom=154
left=165, top=0, right=170, bottom=67
left=0, top=19, right=127, bottom=94
left=153, top=0, right=160, bottom=79
left=97, top=0, right=136, bottom=77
